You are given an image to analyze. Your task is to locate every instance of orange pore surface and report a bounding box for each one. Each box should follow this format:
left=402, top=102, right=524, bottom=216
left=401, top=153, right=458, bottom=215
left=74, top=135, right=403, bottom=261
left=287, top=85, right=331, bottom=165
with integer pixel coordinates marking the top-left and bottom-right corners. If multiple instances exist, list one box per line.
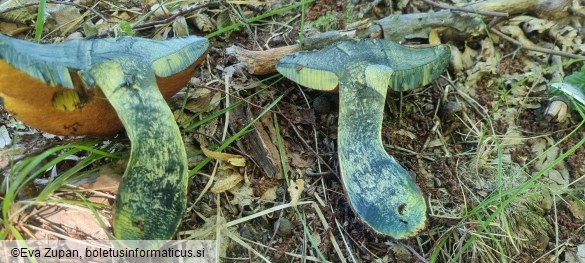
left=0, top=55, right=205, bottom=136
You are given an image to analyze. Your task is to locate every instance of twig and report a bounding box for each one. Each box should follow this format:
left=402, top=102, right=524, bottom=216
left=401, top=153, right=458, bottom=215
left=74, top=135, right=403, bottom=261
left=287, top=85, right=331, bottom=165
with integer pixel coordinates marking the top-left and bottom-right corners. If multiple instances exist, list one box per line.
left=91, top=2, right=220, bottom=38
left=422, top=0, right=508, bottom=17
left=491, top=28, right=585, bottom=59
left=131, top=2, right=220, bottom=30
left=0, top=0, right=107, bottom=22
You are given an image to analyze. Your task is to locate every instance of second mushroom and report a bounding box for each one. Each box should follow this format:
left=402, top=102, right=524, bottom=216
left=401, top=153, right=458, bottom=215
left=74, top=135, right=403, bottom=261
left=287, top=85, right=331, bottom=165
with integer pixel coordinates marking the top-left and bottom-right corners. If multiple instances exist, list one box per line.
left=277, top=39, right=450, bottom=239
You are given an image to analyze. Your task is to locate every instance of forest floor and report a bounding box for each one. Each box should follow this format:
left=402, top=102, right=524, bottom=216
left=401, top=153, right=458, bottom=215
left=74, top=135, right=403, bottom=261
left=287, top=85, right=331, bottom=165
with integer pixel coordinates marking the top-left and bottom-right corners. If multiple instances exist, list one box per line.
left=1, top=0, right=585, bottom=262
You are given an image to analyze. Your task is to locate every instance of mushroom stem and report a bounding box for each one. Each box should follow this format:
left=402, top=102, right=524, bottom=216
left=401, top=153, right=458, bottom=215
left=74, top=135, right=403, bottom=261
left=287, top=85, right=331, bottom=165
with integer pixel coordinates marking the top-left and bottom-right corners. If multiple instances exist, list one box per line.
left=338, top=65, right=426, bottom=238
left=83, top=60, right=188, bottom=240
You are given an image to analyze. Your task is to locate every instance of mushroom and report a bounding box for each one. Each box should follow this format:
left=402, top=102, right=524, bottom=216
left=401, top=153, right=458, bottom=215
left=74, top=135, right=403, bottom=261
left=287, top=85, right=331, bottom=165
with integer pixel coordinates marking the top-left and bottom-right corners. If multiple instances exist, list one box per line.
left=0, top=34, right=209, bottom=240
left=276, top=39, right=450, bottom=239
left=0, top=33, right=208, bottom=136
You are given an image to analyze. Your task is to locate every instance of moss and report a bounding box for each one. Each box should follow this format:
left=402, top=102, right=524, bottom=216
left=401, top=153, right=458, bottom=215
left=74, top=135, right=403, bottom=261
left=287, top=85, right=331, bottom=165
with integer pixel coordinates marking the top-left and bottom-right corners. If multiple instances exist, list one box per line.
left=342, top=0, right=360, bottom=25
left=310, top=11, right=338, bottom=32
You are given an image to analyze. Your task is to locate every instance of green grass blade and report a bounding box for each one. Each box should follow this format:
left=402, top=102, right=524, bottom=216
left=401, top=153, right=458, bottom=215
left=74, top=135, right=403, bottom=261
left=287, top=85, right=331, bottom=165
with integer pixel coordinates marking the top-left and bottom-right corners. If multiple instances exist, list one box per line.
left=189, top=90, right=287, bottom=177
left=273, top=113, right=330, bottom=262
left=205, top=0, right=314, bottom=39
left=34, top=0, right=46, bottom=42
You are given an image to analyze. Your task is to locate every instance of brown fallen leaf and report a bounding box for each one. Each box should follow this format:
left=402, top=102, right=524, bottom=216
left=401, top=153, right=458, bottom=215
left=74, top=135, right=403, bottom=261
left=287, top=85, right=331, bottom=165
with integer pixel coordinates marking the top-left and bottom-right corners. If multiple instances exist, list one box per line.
left=30, top=205, right=109, bottom=239
left=567, top=200, right=585, bottom=222
left=79, top=173, right=121, bottom=193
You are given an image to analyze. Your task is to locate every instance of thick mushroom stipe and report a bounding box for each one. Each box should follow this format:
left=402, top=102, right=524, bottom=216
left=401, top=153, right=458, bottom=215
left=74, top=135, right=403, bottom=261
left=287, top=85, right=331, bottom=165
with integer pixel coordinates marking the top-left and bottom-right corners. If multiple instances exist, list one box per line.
left=277, top=39, right=450, bottom=239
left=83, top=60, right=188, bottom=240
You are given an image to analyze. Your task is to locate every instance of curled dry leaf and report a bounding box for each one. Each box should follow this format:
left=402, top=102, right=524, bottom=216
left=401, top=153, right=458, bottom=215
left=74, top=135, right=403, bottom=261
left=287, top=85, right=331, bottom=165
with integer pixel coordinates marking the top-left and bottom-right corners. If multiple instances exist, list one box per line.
left=0, top=148, right=23, bottom=170
left=511, top=16, right=553, bottom=34
left=544, top=100, right=568, bottom=122
left=287, top=179, right=304, bottom=207
left=201, top=146, right=246, bottom=167
left=0, top=22, right=25, bottom=36
left=193, top=13, right=215, bottom=32
left=512, top=15, right=582, bottom=52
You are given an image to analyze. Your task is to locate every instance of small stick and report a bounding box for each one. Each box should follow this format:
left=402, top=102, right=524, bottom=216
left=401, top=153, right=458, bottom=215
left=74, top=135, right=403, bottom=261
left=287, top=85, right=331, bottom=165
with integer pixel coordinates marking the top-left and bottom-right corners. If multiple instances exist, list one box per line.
left=226, top=45, right=299, bottom=75
left=131, top=2, right=220, bottom=31
left=491, top=28, right=585, bottom=59
left=0, top=0, right=107, bottom=22
left=422, top=0, right=508, bottom=17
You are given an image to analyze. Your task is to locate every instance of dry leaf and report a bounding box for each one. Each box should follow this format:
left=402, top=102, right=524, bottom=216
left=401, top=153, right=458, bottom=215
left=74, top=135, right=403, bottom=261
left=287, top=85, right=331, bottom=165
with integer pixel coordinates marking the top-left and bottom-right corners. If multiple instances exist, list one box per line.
left=227, top=157, right=246, bottom=167
left=0, top=150, right=9, bottom=170
left=211, top=173, right=243, bottom=193
left=288, top=179, right=304, bottom=207
left=511, top=16, right=552, bottom=34
left=30, top=206, right=109, bottom=239
left=150, top=3, right=169, bottom=18
left=427, top=138, right=444, bottom=148
left=202, top=146, right=246, bottom=167
left=192, top=13, right=215, bottom=32
left=172, top=16, right=189, bottom=37
left=0, top=148, right=24, bottom=170
left=229, top=184, right=253, bottom=206
left=0, top=22, right=17, bottom=35
left=186, top=89, right=214, bottom=113
left=0, top=0, right=36, bottom=23
left=260, top=186, right=278, bottom=201
left=196, top=117, right=219, bottom=144
left=290, top=152, right=312, bottom=168
left=394, top=129, right=416, bottom=140
left=46, top=4, right=82, bottom=35
left=567, top=201, right=585, bottom=222
left=80, top=173, right=121, bottom=193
